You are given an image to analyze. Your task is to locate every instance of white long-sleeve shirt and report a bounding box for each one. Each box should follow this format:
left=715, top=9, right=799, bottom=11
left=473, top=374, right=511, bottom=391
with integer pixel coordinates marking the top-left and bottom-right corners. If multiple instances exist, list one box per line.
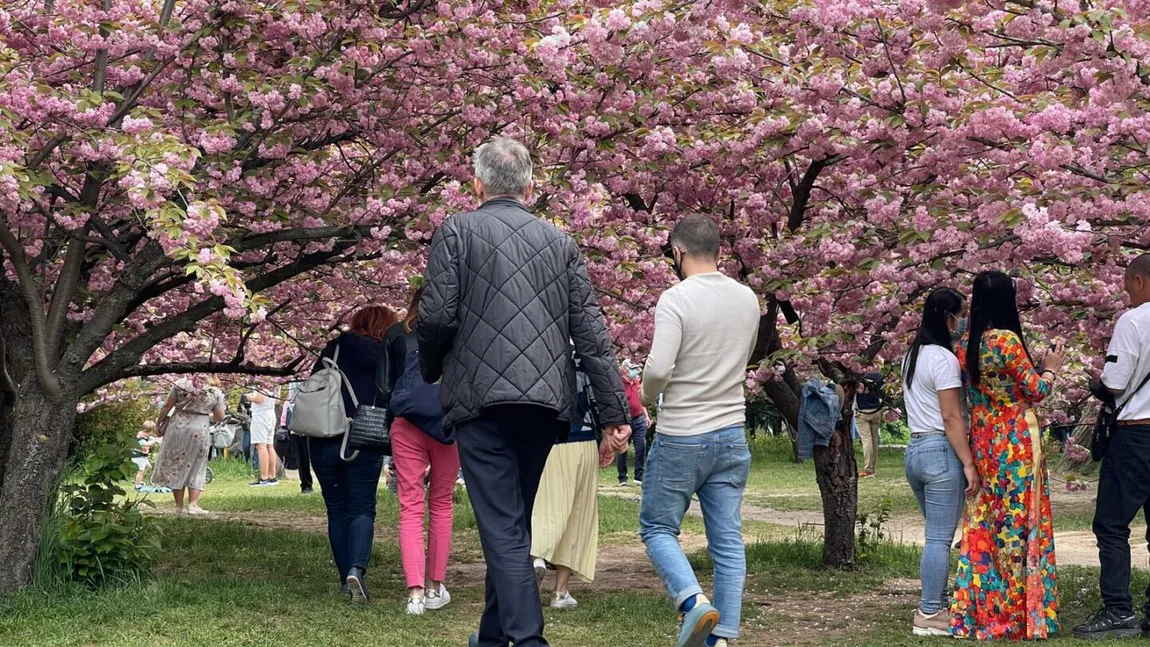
left=642, top=272, right=760, bottom=436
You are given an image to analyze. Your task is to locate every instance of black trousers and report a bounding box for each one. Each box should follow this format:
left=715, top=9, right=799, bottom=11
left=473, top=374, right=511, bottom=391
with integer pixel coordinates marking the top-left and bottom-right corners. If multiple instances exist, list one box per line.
left=1094, top=424, right=1150, bottom=616
left=457, top=405, right=561, bottom=647
left=291, top=433, right=314, bottom=491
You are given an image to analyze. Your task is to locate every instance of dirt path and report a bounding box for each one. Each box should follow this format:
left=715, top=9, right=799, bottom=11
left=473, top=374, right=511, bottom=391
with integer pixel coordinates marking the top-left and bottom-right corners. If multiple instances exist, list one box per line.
left=598, top=485, right=1141, bottom=569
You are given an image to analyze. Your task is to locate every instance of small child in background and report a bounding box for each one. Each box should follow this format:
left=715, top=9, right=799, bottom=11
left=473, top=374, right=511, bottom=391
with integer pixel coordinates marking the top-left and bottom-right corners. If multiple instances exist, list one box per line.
left=133, top=421, right=160, bottom=492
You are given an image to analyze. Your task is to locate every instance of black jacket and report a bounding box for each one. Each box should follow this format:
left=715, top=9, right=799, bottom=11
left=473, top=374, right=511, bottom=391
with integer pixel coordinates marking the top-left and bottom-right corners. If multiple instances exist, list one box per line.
left=311, top=332, right=385, bottom=415
left=417, top=196, right=628, bottom=432
left=375, top=323, right=408, bottom=408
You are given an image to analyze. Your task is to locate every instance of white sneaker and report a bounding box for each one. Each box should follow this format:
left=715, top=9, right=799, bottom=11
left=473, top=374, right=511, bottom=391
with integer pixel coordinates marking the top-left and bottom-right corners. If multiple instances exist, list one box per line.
left=714, top=640, right=728, bottom=647
left=551, top=591, right=578, bottom=609
left=186, top=505, right=210, bottom=515
left=406, top=596, right=425, bottom=615
left=533, top=558, right=547, bottom=588
left=424, top=584, right=451, bottom=611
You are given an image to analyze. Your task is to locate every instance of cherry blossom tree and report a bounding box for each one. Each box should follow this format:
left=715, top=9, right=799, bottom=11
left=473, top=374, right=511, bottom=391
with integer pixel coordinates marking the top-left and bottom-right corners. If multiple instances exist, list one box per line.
left=554, top=0, right=1150, bottom=566
left=3, top=0, right=1149, bottom=590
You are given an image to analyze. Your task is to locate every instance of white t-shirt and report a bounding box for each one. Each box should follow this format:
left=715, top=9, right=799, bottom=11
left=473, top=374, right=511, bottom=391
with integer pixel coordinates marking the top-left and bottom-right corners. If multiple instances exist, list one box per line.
left=1102, top=302, right=1150, bottom=420
left=902, top=345, right=963, bottom=433
left=250, top=395, right=277, bottom=433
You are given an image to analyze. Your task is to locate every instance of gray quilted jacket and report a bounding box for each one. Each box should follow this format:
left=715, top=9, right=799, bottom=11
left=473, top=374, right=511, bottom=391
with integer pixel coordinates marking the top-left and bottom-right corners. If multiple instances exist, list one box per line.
left=417, top=196, right=628, bottom=433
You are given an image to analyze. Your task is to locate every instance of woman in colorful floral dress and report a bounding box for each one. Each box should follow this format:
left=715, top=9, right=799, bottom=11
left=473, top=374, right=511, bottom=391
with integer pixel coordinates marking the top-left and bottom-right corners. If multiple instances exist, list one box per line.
left=951, top=271, right=1067, bottom=640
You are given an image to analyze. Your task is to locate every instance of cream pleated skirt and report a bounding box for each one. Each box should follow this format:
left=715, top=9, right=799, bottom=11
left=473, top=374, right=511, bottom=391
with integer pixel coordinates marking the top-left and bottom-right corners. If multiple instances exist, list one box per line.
left=530, top=439, right=599, bottom=582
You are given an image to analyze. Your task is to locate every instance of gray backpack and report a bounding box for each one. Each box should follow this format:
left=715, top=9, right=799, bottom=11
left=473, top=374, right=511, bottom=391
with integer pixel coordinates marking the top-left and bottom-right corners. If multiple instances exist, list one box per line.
left=289, top=346, right=360, bottom=460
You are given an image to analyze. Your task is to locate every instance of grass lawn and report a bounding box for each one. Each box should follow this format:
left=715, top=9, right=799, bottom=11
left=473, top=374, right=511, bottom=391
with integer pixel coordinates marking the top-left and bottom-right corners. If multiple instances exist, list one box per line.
left=1, top=439, right=1144, bottom=646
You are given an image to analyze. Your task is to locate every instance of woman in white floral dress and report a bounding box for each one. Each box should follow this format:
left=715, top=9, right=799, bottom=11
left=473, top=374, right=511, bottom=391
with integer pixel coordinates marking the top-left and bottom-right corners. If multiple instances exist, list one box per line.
left=151, top=377, right=226, bottom=514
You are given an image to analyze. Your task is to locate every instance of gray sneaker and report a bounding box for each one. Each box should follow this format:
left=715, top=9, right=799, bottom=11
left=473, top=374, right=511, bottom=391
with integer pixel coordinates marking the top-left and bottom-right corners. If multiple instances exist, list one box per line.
left=912, top=609, right=950, bottom=636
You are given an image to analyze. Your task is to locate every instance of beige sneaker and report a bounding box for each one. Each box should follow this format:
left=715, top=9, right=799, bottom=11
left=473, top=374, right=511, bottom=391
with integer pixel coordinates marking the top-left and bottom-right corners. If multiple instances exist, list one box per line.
left=913, top=609, right=951, bottom=637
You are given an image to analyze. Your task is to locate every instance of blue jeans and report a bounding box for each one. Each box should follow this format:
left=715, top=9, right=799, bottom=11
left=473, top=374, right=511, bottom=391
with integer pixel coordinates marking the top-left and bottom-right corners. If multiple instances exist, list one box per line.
left=904, top=433, right=965, bottom=614
left=617, top=415, right=648, bottom=483
left=309, top=436, right=384, bottom=582
left=639, top=427, right=751, bottom=639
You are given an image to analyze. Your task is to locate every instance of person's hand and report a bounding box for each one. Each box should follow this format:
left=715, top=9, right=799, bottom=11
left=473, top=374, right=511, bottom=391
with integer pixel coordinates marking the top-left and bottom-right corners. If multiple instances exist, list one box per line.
left=598, top=424, right=631, bottom=467
left=1088, top=375, right=1103, bottom=393
left=605, top=424, right=631, bottom=453
left=963, top=463, right=980, bottom=497
left=599, top=442, right=616, bottom=468
left=1040, top=343, right=1067, bottom=374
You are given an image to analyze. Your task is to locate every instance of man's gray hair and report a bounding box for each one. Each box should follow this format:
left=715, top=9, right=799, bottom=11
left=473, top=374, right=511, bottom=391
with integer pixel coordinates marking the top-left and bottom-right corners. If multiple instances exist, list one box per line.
left=473, top=136, right=533, bottom=198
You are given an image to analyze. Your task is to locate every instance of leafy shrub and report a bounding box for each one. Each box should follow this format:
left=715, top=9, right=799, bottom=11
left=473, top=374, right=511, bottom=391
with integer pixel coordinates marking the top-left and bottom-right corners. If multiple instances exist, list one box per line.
left=856, top=496, right=894, bottom=562
left=70, top=395, right=155, bottom=467
left=57, top=426, right=160, bottom=588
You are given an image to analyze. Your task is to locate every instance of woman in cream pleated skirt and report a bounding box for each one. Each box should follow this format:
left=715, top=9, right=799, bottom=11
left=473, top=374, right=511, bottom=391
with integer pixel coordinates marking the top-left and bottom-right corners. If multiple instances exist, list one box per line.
left=531, top=437, right=600, bottom=609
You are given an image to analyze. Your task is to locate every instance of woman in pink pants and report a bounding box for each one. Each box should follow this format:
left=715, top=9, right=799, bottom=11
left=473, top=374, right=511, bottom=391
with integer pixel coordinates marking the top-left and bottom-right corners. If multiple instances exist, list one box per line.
left=378, top=287, right=460, bottom=616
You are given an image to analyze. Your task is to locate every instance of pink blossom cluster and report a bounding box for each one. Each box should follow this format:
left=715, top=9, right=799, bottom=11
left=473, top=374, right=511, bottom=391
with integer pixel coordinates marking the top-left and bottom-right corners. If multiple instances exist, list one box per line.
left=0, top=0, right=1147, bottom=427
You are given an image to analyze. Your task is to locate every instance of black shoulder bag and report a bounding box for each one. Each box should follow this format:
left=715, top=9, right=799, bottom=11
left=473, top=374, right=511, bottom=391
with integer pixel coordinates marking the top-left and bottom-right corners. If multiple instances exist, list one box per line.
left=1091, top=370, right=1150, bottom=461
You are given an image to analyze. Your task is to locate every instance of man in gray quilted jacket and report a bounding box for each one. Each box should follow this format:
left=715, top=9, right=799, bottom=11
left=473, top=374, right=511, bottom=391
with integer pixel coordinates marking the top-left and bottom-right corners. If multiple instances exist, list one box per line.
left=418, top=136, right=631, bottom=647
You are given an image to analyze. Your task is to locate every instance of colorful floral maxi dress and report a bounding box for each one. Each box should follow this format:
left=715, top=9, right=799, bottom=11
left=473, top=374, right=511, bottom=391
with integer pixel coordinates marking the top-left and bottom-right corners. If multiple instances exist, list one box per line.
left=951, top=329, right=1058, bottom=640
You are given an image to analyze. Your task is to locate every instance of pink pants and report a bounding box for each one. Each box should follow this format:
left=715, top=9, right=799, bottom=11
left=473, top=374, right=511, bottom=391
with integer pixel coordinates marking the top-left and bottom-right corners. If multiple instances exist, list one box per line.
left=391, top=416, right=460, bottom=589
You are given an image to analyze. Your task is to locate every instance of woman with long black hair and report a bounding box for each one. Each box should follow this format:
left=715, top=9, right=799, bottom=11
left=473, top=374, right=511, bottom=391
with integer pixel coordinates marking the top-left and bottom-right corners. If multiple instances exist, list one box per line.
left=951, top=271, right=1066, bottom=640
left=901, top=287, right=979, bottom=637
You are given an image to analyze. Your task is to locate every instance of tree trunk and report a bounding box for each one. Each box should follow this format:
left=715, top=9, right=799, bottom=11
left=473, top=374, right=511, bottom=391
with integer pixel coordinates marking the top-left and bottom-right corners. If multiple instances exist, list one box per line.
left=0, top=379, right=78, bottom=594
left=0, top=279, right=33, bottom=494
left=814, top=383, right=858, bottom=569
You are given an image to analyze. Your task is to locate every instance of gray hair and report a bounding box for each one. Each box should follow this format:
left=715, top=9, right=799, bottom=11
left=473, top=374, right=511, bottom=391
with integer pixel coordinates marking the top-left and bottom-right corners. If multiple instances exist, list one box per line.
left=473, top=136, right=533, bottom=198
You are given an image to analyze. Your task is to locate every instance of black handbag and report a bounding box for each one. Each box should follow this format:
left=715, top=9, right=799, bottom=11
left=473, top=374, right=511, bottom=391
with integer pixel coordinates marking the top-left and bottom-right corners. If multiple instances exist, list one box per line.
left=335, top=363, right=390, bottom=461
left=1091, top=370, right=1150, bottom=461
left=346, top=404, right=391, bottom=453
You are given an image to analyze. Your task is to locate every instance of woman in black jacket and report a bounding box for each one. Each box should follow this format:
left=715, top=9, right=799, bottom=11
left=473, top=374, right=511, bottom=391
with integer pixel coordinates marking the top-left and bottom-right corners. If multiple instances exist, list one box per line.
left=310, top=306, right=395, bottom=603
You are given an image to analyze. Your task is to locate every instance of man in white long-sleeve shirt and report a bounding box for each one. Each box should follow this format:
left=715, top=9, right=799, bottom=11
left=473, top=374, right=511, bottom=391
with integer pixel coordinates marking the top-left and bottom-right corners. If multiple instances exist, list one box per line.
left=639, top=214, right=760, bottom=647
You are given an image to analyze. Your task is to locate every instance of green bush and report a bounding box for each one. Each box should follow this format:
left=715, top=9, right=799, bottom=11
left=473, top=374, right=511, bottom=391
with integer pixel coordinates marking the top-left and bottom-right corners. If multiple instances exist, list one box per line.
left=70, top=396, right=154, bottom=467
left=57, top=426, right=161, bottom=589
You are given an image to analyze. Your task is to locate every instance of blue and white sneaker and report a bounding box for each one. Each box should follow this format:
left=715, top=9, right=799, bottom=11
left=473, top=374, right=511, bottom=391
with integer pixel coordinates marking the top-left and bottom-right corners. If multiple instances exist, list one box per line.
left=676, top=595, right=720, bottom=647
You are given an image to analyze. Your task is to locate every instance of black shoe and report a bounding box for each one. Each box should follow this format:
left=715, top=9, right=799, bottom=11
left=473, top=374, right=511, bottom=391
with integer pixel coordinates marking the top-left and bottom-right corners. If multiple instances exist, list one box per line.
left=1142, top=617, right=1150, bottom=638
left=1072, top=608, right=1141, bottom=639
left=248, top=479, right=264, bottom=487
left=345, top=567, right=369, bottom=603
left=340, top=582, right=350, bottom=596
left=301, top=486, right=314, bottom=494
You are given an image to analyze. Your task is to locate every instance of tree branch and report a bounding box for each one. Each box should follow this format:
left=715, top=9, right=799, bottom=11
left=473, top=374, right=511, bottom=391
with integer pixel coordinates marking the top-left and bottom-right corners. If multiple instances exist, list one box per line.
left=787, top=155, right=840, bottom=233
left=26, top=136, right=68, bottom=170
left=117, top=359, right=307, bottom=380
left=78, top=236, right=373, bottom=393
left=0, top=216, right=62, bottom=398
left=92, top=0, right=112, bottom=94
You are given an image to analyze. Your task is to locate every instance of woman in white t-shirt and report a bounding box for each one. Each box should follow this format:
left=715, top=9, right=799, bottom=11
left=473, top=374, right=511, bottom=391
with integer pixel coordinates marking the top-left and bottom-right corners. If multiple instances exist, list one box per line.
left=901, top=287, right=979, bottom=637
left=247, top=389, right=279, bottom=487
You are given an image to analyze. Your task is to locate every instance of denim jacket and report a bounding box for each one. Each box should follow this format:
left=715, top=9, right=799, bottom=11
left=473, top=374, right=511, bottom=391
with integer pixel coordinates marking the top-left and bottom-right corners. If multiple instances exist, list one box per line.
left=798, top=378, right=841, bottom=460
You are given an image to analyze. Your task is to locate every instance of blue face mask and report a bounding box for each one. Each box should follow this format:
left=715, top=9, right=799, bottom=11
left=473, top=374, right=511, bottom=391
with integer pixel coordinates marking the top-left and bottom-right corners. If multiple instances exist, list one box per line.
left=628, top=368, right=640, bottom=379
left=951, top=315, right=968, bottom=341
